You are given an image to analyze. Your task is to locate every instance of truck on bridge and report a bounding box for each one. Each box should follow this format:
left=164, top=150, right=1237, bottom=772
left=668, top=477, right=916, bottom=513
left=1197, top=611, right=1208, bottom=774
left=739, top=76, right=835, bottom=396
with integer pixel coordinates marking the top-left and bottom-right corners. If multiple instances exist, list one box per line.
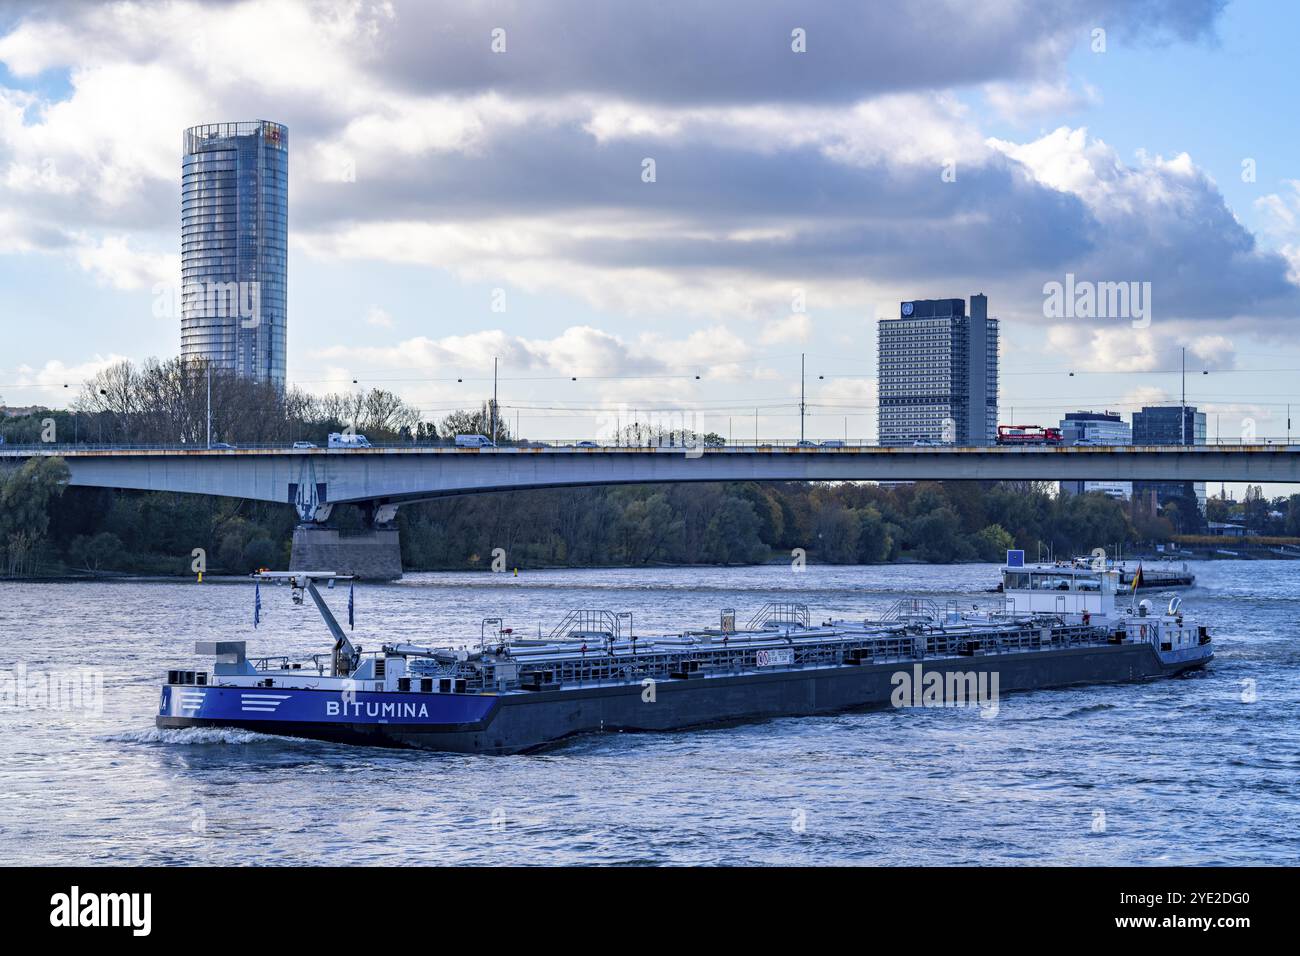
left=997, top=424, right=1064, bottom=446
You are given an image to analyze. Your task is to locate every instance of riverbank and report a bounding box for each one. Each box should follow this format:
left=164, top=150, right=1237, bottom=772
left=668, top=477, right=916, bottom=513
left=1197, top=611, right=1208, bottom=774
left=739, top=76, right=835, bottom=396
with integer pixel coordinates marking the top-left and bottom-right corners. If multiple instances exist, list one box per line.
left=3, top=548, right=1297, bottom=584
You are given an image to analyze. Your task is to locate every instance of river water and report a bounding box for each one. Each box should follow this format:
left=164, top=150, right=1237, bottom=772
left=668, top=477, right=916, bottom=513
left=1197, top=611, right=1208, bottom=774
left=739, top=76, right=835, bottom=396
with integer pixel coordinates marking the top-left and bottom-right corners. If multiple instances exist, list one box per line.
left=0, top=562, right=1296, bottom=866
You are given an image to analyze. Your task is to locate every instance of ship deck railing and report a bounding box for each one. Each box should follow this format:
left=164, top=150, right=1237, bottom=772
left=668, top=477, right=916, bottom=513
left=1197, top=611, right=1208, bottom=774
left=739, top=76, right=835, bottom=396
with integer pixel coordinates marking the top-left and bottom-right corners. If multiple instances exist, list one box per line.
left=253, top=656, right=293, bottom=671
left=877, top=597, right=945, bottom=622
left=546, top=609, right=634, bottom=643
left=746, top=602, right=811, bottom=630
left=466, top=620, right=1112, bottom=693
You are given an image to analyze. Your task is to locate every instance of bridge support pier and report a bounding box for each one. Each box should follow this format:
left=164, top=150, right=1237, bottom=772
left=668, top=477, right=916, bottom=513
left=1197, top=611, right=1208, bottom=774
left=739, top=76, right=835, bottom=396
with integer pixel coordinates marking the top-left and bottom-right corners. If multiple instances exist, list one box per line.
left=290, top=524, right=403, bottom=581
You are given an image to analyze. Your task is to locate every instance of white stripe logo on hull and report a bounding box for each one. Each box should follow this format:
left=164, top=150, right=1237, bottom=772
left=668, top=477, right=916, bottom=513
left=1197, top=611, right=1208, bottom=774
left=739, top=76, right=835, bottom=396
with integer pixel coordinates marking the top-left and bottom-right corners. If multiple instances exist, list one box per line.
left=240, top=693, right=291, bottom=714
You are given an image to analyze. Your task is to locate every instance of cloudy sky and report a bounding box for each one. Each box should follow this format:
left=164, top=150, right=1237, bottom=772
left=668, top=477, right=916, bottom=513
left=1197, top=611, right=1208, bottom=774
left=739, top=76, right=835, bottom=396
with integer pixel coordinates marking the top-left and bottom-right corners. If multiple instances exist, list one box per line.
left=1, top=0, right=1298, bottom=448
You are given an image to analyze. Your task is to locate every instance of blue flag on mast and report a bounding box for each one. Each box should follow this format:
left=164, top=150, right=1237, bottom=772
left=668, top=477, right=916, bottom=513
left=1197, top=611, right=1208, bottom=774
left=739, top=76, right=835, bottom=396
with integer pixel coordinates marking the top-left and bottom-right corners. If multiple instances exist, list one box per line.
left=348, top=582, right=355, bottom=631
left=254, top=582, right=262, bottom=628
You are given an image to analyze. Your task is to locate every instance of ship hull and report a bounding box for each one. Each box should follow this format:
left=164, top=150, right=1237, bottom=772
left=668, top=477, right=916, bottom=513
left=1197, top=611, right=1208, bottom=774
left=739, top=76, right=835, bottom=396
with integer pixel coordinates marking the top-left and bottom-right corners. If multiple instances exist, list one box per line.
left=156, top=641, right=1210, bottom=754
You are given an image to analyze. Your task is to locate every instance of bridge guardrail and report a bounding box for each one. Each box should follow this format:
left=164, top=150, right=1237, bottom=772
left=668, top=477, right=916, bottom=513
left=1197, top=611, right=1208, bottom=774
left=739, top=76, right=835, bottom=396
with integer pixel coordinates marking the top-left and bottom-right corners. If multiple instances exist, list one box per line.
left=3, top=440, right=1299, bottom=453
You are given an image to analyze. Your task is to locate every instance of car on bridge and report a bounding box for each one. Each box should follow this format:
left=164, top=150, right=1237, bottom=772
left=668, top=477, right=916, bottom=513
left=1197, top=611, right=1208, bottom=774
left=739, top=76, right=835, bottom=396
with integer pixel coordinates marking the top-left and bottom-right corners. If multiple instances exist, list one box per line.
left=454, top=434, right=496, bottom=448
left=329, top=433, right=372, bottom=448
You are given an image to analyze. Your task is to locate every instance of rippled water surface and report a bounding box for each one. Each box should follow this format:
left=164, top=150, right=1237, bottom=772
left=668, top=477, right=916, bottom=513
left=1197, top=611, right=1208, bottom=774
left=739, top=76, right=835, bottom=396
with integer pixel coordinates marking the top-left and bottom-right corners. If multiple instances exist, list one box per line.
left=1, top=561, right=1297, bottom=865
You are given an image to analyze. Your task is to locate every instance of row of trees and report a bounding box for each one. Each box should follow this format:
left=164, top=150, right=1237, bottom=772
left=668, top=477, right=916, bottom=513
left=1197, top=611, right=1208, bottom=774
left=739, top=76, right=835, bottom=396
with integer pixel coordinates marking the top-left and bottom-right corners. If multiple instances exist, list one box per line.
left=0, top=358, right=426, bottom=447
left=0, top=358, right=738, bottom=449
left=0, top=458, right=70, bottom=576
left=392, top=478, right=1170, bottom=570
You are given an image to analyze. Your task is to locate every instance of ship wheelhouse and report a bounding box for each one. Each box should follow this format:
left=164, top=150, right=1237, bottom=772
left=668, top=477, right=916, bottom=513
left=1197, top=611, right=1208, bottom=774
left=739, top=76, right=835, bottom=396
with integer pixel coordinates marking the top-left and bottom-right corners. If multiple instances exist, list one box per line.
left=1000, top=563, right=1119, bottom=620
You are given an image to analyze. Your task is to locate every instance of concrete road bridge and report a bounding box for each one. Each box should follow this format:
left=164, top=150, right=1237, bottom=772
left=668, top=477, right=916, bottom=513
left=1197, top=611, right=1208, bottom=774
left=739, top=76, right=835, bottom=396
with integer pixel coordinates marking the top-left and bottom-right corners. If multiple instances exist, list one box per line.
left=4, top=443, right=1298, bottom=578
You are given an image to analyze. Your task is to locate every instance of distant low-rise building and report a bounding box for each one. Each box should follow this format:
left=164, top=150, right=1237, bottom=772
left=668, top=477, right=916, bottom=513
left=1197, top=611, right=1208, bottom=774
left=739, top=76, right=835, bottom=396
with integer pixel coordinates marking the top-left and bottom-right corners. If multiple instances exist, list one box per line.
left=1206, top=521, right=1249, bottom=537
left=1058, top=410, right=1131, bottom=500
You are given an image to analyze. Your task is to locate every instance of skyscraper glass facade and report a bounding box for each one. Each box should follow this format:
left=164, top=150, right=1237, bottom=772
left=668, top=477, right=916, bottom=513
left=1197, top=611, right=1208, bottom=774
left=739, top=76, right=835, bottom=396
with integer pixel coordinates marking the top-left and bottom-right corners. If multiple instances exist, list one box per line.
left=181, top=120, right=288, bottom=388
left=877, top=296, right=998, bottom=446
left=1132, top=405, right=1207, bottom=515
left=1132, top=406, right=1207, bottom=446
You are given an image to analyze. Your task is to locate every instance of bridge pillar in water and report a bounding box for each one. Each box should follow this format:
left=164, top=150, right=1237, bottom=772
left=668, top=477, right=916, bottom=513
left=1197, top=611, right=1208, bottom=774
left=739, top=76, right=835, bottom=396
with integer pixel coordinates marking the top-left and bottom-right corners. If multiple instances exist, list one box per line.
left=290, top=525, right=403, bottom=581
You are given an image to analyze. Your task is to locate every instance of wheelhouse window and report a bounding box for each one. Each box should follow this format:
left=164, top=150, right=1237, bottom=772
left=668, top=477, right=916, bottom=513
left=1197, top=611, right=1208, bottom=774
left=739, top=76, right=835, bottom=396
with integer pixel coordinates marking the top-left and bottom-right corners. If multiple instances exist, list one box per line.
left=1031, top=574, right=1073, bottom=591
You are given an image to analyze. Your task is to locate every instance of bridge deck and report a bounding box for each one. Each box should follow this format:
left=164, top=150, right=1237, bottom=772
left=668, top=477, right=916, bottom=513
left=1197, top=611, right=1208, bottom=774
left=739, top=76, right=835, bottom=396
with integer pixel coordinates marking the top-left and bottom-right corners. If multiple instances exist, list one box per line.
left=3, top=444, right=1298, bottom=518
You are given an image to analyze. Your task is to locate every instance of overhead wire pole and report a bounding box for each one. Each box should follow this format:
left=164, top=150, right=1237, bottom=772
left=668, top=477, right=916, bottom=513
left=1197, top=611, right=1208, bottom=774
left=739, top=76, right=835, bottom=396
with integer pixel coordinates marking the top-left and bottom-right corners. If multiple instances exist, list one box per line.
left=1180, top=346, right=1186, bottom=445
left=800, top=352, right=806, bottom=444
left=491, top=356, right=498, bottom=444
left=1218, top=414, right=1225, bottom=498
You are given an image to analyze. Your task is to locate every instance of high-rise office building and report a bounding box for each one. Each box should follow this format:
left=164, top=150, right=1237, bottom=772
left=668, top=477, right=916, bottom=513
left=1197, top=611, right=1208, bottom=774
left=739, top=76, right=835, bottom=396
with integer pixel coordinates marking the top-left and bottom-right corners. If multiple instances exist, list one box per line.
left=1132, top=405, right=1207, bottom=516
left=878, top=294, right=998, bottom=446
left=180, top=120, right=288, bottom=388
left=1059, top=410, right=1132, bottom=500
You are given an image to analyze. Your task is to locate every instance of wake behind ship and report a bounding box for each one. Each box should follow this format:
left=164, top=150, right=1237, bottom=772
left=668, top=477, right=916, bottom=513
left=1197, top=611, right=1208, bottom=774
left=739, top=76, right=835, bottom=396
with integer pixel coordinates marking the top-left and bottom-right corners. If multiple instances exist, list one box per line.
left=157, top=554, right=1212, bottom=753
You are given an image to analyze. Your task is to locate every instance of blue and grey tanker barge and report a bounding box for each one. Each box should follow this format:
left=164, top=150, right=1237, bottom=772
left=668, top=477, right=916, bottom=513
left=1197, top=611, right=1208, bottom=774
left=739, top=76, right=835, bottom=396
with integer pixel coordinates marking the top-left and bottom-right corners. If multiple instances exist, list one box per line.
left=157, top=557, right=1212, bottom=753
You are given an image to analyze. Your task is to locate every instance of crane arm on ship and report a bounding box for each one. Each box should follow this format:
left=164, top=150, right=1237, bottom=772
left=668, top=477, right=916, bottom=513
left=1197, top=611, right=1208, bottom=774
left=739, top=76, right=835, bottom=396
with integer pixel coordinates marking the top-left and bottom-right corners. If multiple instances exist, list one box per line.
left=253, top=571, right=357, bottom=677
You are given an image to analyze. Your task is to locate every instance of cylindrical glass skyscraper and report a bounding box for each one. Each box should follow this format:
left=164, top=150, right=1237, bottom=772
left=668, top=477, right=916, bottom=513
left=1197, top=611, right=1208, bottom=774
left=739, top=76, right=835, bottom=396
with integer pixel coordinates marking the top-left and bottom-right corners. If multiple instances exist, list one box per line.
left=181, top=120, right=288, bottom=388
